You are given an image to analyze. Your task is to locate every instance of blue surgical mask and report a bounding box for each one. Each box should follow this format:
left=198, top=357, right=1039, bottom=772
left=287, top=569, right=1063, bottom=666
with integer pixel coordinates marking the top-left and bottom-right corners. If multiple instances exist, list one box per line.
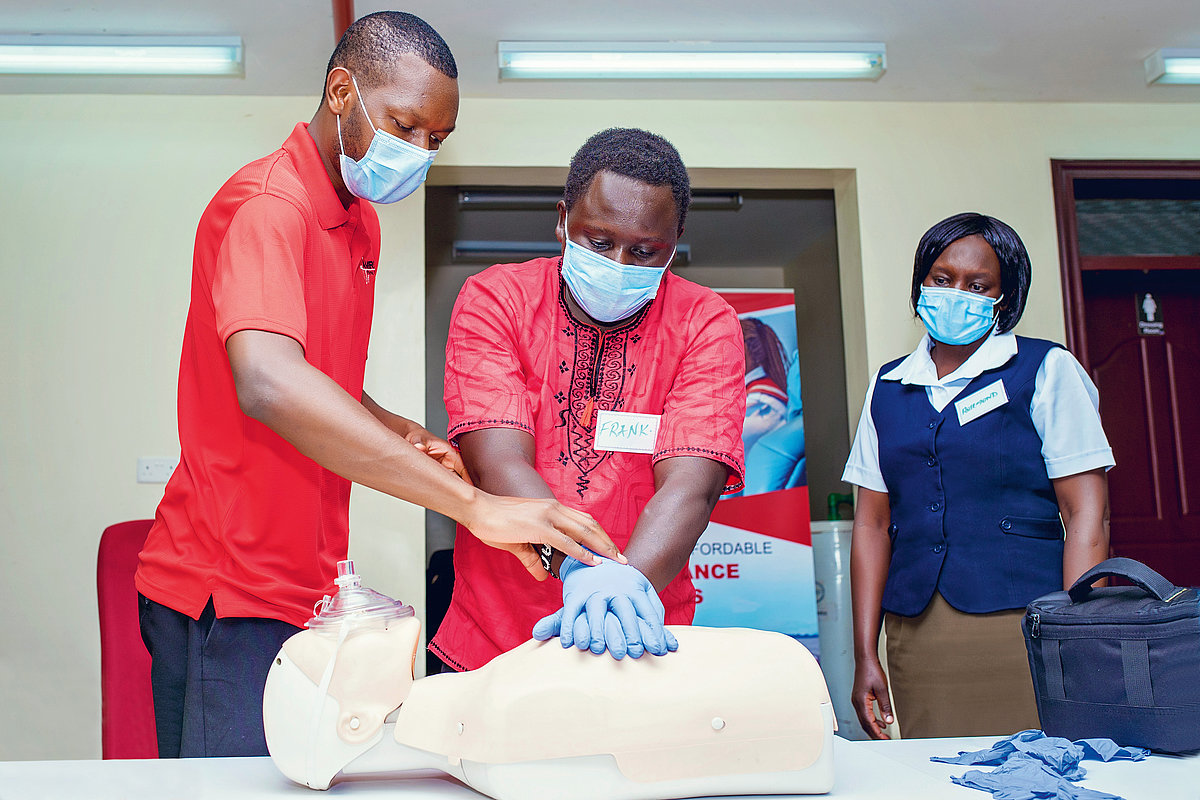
left=916, top=286, right=1003, bottom=346
left=560, top=220, right=673, bottom=323
left=338, top=74, right=436, bottom=204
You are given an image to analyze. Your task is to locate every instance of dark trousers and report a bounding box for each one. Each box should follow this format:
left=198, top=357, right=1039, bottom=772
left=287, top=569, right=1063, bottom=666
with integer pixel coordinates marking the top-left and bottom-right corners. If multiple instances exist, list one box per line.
left=138, top=595, right=301, bottom=757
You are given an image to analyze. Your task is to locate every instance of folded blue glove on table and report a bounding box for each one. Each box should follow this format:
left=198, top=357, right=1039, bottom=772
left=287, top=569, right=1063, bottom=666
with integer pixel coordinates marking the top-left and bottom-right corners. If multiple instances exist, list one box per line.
left=931, top=729, right=1149, bottom=800
left=531, top=556, right=679, bottom=659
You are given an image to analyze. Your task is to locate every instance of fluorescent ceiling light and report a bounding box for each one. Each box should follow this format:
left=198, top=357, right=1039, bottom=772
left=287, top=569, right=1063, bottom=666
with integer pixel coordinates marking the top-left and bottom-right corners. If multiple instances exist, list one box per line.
left=499, top=42, right=885, bottom=80
left=457, top=189, right=744, bottom=210
left=1144, top=48, right=1200, bottom=85
left=0, top=35, right=243, bottom=76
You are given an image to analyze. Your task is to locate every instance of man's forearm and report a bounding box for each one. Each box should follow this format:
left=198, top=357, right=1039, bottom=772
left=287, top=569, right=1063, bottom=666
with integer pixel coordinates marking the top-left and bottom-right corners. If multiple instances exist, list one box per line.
left=361, top=391, right=419, bottom=438
left=623, top=457, right=727, bottom=592
left=458, top=428, right=557, bottom=500
left=458, top=428, right=570, bottom=577
left=250, top=362, right=481, bottom=519
left=229, top=331, right=479, bottom=521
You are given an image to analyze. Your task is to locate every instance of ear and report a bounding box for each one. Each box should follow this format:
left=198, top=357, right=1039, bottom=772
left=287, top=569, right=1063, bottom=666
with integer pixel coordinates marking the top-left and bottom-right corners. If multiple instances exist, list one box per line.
left=324, top=67, right=354, bottom=117
left=554, top=200, right=567, bottom=246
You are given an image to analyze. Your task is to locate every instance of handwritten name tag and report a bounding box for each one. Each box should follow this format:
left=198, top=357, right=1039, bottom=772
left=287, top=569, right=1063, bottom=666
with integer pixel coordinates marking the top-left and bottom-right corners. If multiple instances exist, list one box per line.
left=594, top=410, right=661, bottom=454
left=954, top=379, right=1008, bottom=426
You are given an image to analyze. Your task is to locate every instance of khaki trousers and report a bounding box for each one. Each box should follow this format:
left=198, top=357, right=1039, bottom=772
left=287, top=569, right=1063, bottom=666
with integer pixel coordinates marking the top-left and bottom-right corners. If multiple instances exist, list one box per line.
left=884, top=592, right=1040, bottom=738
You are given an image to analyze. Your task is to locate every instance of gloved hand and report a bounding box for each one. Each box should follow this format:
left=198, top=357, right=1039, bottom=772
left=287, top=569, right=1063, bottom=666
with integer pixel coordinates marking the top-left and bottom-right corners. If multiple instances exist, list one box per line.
left=531, top=557, right=679, bottom=659
left=534, top=609, right=672, bottom=659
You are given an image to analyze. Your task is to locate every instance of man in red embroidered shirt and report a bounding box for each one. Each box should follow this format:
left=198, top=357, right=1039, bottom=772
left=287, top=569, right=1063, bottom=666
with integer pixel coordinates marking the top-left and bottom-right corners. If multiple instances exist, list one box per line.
left=431, top=128, right=746, bottom=672
left=135, top=13, right=618, bottom=759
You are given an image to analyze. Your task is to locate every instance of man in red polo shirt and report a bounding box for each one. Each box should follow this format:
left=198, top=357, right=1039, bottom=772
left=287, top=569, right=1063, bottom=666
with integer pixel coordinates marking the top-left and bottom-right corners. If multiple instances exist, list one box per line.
left=136, top=12, right=618, bottom=759
left=430, top=128, right=746, bottom=672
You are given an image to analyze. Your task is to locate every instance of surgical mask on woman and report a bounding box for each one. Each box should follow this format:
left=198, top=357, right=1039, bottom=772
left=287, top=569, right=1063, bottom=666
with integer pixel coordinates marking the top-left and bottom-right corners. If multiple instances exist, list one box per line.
left=916, top=286, right=1003, bottom=346
left=338, top=74, right=436, bottom=204
left=559, top=219, right=674, bottom=323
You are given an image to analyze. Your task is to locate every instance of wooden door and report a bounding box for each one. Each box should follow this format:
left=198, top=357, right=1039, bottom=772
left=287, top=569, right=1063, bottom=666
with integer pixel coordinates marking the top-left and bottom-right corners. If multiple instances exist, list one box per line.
left=1054, top=160, right=1200, bottom=587
left=1081, top=269, right=1200, bottom=584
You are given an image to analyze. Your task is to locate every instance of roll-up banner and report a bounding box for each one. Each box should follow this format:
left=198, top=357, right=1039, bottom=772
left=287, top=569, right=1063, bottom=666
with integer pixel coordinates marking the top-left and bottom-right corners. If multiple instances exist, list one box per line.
left=689, top=289, right=818, bottom=655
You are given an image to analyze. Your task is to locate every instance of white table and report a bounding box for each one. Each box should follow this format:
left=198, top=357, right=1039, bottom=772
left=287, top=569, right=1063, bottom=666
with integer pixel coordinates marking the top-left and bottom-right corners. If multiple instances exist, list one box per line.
left=0, top=737, right=1193, bottom=799
left=849, top=737, right=1199, bottom=800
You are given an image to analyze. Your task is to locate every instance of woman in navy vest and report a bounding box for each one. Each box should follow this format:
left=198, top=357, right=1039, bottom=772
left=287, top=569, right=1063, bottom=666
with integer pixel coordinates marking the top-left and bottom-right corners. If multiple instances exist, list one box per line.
left=843, top=213, right=1113, bottom=739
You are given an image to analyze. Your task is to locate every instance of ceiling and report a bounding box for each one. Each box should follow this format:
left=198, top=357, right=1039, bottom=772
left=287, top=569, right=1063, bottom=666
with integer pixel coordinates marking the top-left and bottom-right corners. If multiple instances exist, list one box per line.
left=3, top=0, right=1199, bottom=102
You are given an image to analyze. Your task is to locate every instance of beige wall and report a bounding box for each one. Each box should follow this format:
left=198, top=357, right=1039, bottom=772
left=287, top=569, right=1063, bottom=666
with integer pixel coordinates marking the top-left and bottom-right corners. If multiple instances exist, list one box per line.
left=0, top=95, right=428, bottom=761
left=2, top=94, right=1198, bottom=760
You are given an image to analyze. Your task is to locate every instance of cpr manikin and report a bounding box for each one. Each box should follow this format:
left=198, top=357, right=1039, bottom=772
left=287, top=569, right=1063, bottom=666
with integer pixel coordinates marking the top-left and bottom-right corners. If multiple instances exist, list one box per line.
left=263, top=561, right=836, bottom=799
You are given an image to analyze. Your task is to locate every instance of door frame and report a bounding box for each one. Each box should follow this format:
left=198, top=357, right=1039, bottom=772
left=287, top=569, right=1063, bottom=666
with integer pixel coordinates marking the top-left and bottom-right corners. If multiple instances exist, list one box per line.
left=1051, top=159, right=1200, bottom=369
left=427, top=164, right=870, bottom=448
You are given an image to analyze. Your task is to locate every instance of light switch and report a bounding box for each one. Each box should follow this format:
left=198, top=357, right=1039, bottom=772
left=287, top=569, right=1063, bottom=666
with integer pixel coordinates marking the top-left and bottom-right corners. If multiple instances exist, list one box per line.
left=137, top=457, right=178, bottom=484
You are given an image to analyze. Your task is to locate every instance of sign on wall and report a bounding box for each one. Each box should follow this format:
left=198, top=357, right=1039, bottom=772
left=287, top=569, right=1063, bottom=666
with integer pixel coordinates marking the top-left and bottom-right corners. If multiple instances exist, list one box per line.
left=689, top=289, right=818, bottom=654
left=1137, top=292, right=1165, bottom=336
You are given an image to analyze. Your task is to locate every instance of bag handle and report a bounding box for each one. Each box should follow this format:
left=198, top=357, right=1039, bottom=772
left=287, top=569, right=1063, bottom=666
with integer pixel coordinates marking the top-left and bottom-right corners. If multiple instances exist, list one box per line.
left=1068, top=556, right=1181, bottom=603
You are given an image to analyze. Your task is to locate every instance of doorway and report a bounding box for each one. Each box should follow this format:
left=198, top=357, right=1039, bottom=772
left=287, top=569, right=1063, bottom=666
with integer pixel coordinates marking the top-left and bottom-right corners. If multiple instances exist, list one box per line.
left=1053, top=160, right=1200, bottom=585
left=424, top=176, right=850, bottom=539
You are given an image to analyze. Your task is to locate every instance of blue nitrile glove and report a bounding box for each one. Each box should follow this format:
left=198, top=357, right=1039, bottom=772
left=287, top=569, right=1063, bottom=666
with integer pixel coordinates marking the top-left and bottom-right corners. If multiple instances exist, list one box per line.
left=1074, top=739, right=1147, bottom=763
left=932, top=730, right=1148, bottom=800
left=951, top=756, right=1123, bottom=800
left=531, top=557, right=679, bottom=658
left=534, top=609, right=662, bottom=659
left=932, top=730, right=1148, bottom=770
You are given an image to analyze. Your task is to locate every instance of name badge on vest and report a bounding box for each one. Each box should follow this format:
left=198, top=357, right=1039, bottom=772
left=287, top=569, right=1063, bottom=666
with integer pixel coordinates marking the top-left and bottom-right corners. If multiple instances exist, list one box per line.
left=594, top=410, right=660, bottom=454
left=954, top=379, right=1009, bottom=426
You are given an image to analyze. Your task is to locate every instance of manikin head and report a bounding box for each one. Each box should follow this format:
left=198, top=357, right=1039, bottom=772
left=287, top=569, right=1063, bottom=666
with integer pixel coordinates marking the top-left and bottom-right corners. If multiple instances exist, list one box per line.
left=262, top=562, right=423, bottom=790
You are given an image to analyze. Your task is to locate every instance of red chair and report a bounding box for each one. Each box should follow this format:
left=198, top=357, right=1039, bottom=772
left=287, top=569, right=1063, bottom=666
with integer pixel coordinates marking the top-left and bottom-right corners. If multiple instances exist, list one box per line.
left=97, top=519, right=158, bottom=759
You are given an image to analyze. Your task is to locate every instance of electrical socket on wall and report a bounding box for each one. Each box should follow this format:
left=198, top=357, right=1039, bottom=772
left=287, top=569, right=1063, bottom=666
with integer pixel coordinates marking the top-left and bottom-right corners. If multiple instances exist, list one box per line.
left=137, top=457, right=178, bottom=484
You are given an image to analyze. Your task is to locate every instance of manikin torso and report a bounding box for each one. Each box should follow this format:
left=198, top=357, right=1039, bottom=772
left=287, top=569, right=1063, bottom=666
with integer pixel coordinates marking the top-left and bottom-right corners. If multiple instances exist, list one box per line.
left=263, top=563, right=836, bottom=800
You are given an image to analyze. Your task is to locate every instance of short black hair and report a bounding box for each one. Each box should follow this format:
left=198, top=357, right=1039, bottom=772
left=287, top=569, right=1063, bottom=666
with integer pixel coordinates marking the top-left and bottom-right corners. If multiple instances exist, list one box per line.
left=910, top=212, right=1032, bottom=334
left=563, top=128, right=691, bottom=234
left=324, top=11, right=457, bottom=96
